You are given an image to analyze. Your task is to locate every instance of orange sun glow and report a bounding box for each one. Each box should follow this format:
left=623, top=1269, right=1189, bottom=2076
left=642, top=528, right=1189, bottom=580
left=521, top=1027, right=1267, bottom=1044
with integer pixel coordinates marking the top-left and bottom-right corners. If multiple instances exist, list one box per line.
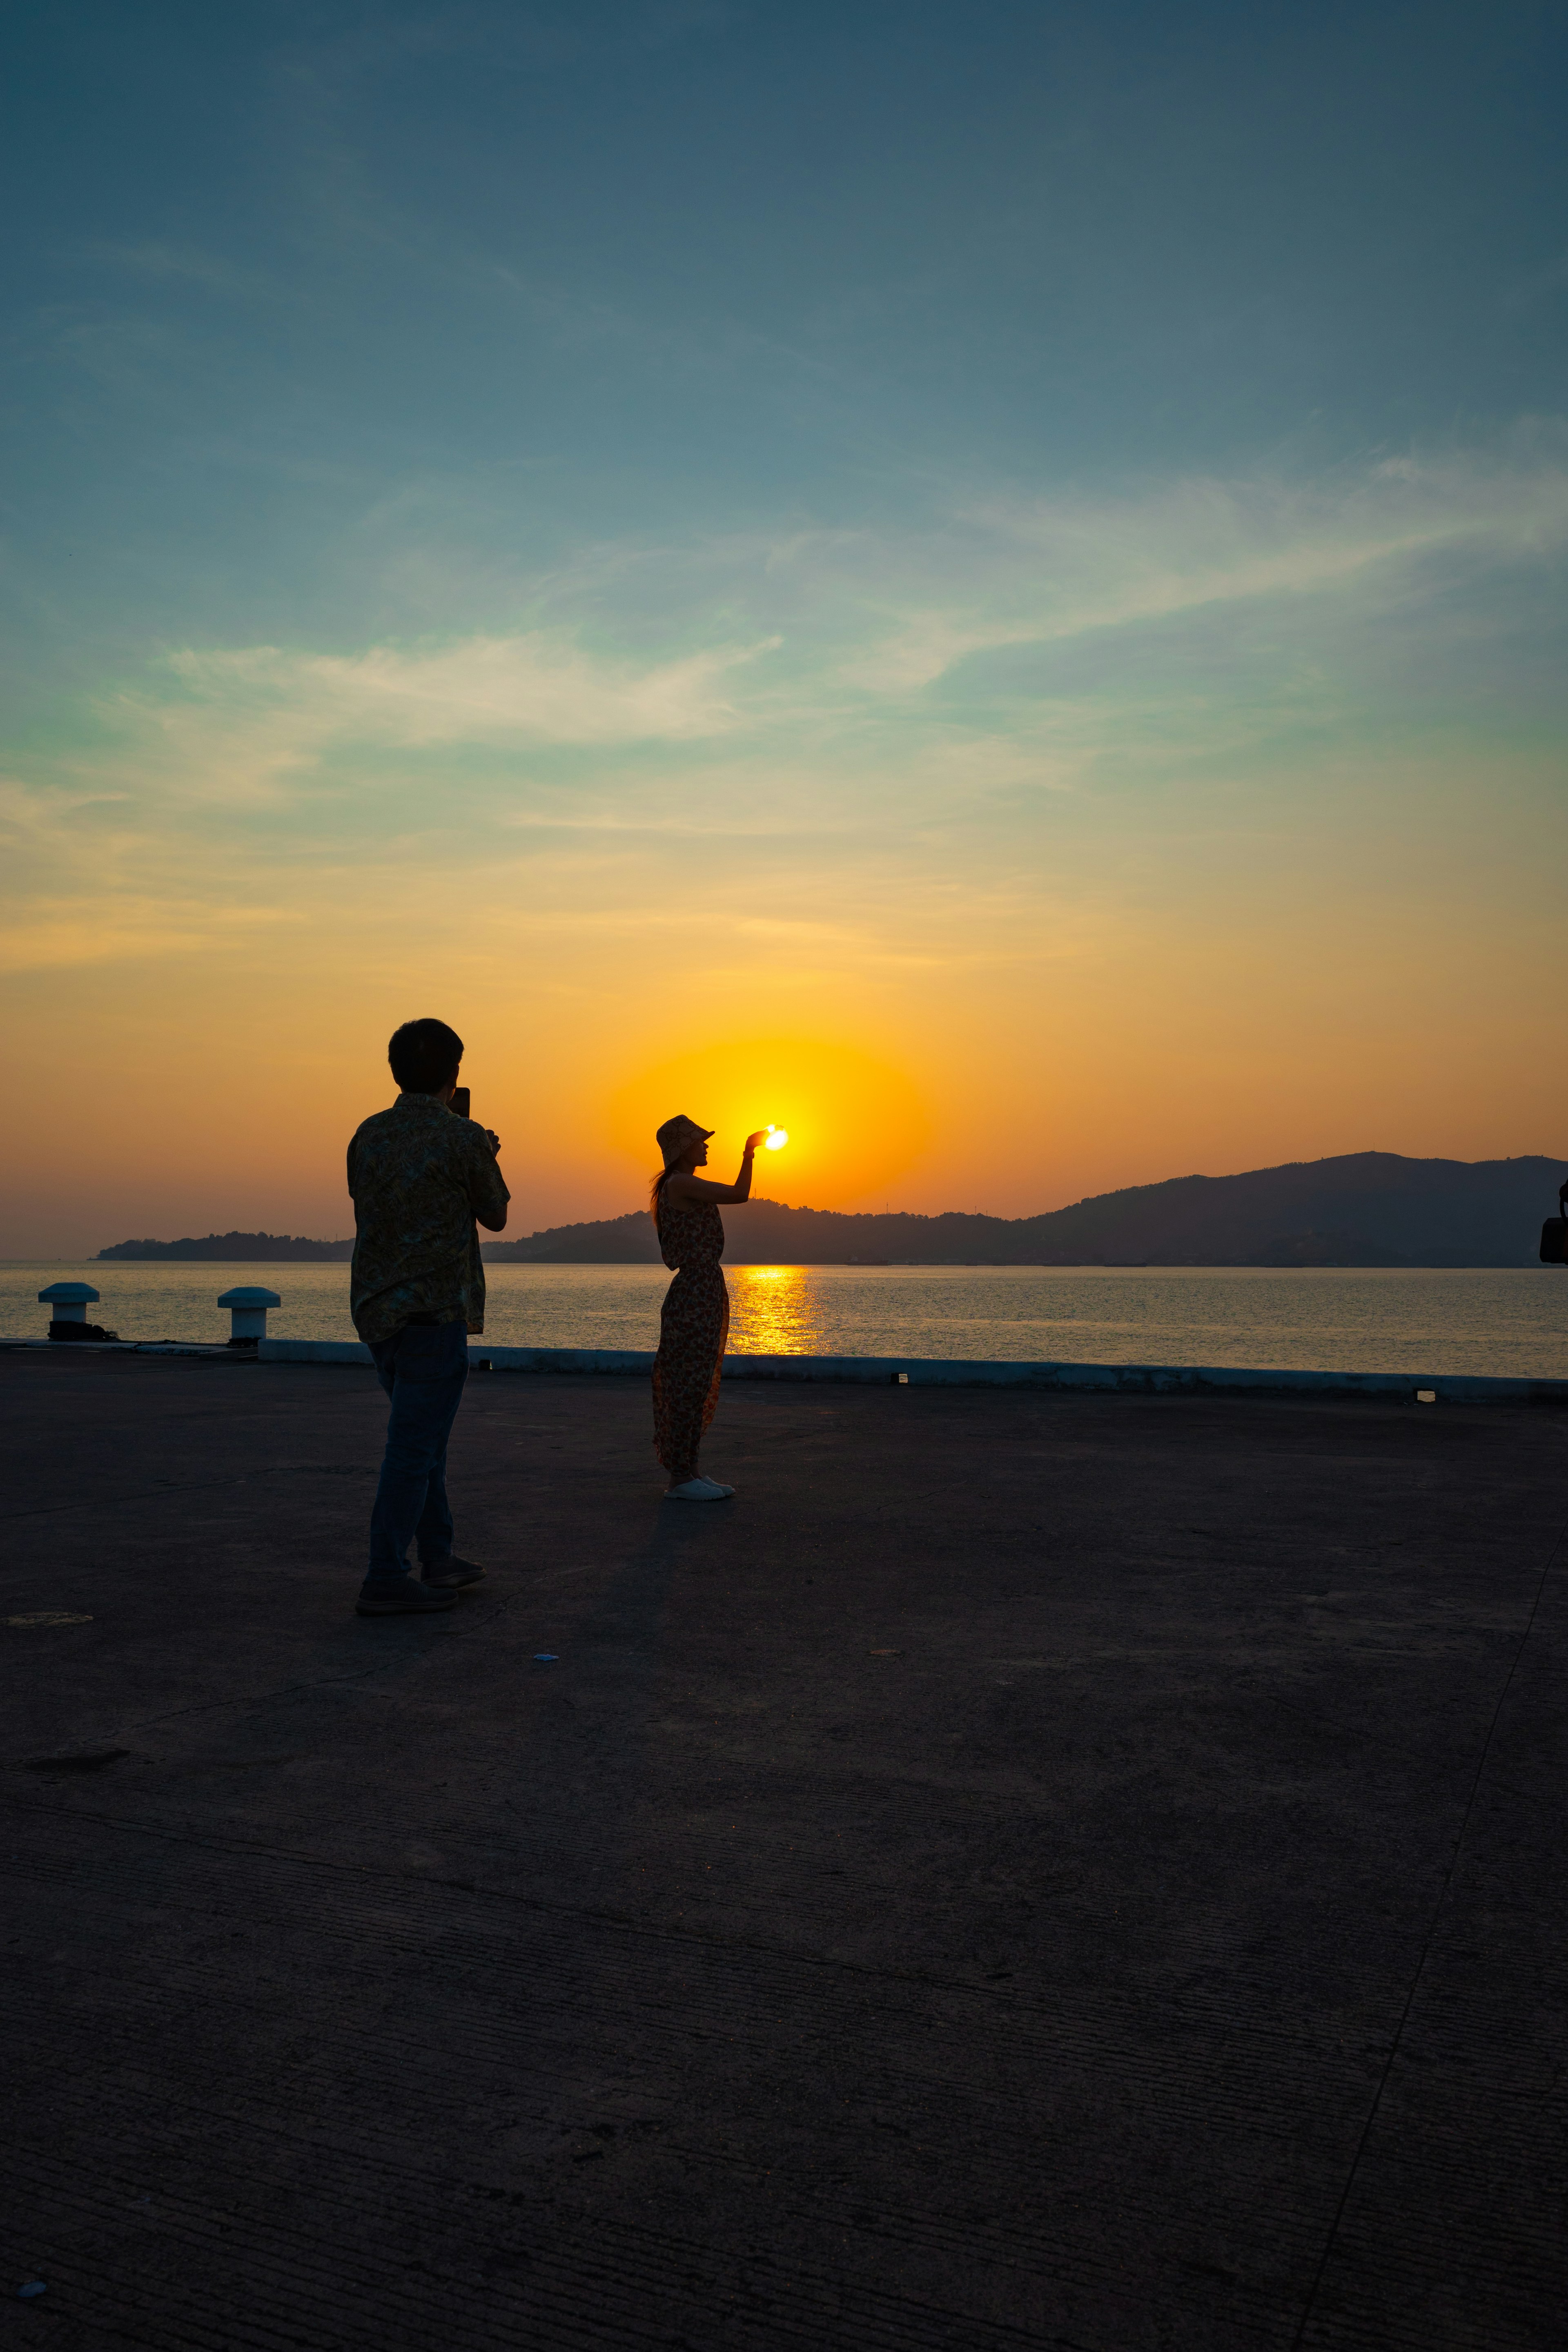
left=604, top=1036, right=930, bottom=1207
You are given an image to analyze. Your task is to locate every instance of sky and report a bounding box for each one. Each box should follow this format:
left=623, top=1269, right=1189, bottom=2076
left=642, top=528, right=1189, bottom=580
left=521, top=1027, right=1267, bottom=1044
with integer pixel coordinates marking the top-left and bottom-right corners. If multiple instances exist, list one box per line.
left=3, top=0, right=1566, bottom=1252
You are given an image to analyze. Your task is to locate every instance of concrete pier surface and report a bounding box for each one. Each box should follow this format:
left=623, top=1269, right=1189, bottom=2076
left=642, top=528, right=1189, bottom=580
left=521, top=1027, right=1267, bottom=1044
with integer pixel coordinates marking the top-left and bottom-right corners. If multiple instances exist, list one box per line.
left=2, top=1352, right=1564, bottom=2350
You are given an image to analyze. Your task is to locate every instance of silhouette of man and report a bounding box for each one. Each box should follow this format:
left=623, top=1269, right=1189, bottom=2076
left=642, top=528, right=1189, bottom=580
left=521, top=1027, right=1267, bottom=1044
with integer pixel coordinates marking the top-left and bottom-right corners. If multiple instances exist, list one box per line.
left=347, top=1018, right=509, bottom=1615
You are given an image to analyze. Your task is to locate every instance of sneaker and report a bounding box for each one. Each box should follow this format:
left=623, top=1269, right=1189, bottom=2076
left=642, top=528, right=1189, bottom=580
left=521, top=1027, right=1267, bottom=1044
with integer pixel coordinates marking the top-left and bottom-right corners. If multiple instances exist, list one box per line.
left=356, top=1575, right=458, bottom=1616
left=664, top=1477, right=735, bottom=1501
left=421, top=1556, right=487, bottom=1589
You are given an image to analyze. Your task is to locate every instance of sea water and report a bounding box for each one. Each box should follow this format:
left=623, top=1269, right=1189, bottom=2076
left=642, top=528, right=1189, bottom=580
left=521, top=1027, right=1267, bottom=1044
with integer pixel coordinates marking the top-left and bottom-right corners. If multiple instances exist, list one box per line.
left=3, top=1261, right=1566, bottom=1379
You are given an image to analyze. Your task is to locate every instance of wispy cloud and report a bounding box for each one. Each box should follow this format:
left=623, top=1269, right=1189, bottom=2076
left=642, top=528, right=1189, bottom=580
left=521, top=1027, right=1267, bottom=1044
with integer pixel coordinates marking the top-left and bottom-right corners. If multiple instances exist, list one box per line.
left=83, top=630, right=777, bottom=811
left=82, top=241, right=274, bottom=300
left=3, top=433, right=1565, bottom=979
left=0, top=895, right=302, bottom=976
left=249, top=631, right=775, bottom=744
left=842, top=440, right=1568, bottom=690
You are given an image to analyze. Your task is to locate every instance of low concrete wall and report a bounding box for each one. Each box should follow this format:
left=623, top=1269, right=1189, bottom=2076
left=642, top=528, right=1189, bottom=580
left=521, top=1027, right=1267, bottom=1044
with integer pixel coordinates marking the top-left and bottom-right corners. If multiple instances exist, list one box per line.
left=6, top=1332, right=1560, bottom=1402
left=0, top=1338, right=232, bottom=1358
left=258, top=1338, right=377, bottom=1366
left=256, top=1340, right=651, bottom=1373
left=723, top=1353, right=1568, bottom=1403
left=249, top=1336, right=1568, bottom=1404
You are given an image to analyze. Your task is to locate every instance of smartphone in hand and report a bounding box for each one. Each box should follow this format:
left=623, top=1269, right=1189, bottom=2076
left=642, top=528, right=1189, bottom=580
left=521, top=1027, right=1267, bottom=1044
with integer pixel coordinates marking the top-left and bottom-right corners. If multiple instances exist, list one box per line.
left=450, top=1086, right=470, bottom=1120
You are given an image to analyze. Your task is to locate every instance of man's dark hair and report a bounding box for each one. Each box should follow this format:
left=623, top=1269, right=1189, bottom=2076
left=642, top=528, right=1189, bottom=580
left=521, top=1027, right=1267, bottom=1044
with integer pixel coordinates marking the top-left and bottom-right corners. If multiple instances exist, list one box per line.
left=388, top=1018, right=464, bottom=1094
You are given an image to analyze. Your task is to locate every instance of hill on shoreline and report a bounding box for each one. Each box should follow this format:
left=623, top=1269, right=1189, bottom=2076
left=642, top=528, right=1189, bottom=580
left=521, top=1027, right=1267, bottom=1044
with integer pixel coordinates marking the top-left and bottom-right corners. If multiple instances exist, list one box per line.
left=97, top=1231, right=355, bottom=1261
left=483, top=1152, right=1566, bottom=1269
left=91, top=1154, right=1564, bottom=1268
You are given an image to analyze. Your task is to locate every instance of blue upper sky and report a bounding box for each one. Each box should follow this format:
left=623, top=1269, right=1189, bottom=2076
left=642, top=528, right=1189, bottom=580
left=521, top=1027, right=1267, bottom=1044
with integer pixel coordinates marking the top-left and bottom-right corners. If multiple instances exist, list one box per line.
left=5, top=0, right=1565, bottom=695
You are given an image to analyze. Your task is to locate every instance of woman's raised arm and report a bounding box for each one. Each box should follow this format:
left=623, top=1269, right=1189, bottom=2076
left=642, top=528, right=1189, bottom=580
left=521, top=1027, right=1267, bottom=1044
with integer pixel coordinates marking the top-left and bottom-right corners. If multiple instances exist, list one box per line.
left=664, top=1132, right=769, bottom=1206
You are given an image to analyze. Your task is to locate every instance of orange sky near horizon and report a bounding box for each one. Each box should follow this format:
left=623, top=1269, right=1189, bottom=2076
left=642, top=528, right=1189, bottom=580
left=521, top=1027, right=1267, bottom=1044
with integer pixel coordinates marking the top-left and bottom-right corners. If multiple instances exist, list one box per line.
left=4, top=737, right=1563, bottom=1260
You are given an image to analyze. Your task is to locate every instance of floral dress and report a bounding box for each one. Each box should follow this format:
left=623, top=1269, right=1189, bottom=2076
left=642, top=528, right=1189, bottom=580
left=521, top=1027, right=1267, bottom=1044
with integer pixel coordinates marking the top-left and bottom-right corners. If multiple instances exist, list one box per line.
left=652, top=1194, right=729, bottom=1482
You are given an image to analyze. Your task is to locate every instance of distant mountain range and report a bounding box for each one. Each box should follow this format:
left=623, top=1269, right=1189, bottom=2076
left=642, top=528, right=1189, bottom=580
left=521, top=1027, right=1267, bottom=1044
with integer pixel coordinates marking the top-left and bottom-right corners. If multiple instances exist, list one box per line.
left=482, top=1153, right=1567, bottom=1268
left=97, top=1231, right=354, bottom=1261
left=91, top=1153, right=1565, bottom=1268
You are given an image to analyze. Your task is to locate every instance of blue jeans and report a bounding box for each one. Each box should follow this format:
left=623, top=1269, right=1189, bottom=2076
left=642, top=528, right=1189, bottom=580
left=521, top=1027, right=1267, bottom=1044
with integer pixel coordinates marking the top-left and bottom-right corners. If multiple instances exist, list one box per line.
left=364, top=1321, right=469, bottom=1584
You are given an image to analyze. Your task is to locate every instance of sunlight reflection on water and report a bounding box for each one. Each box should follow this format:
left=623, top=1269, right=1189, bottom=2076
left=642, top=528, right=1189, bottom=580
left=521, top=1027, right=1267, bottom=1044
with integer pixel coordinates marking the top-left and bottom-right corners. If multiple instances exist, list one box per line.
left=731, top=1264, right=813, bottom=1355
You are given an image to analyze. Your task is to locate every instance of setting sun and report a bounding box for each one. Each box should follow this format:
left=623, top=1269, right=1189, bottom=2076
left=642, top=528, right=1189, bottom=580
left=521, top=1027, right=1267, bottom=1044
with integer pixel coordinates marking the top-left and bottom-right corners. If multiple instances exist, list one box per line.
left=605, top=1038, right=930, bottom=1209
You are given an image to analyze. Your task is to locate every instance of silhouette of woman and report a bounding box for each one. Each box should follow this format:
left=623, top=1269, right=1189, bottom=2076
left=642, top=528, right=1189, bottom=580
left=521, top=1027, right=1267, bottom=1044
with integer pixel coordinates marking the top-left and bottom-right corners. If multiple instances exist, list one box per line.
left=650, top=1114, right=768, bottom=1499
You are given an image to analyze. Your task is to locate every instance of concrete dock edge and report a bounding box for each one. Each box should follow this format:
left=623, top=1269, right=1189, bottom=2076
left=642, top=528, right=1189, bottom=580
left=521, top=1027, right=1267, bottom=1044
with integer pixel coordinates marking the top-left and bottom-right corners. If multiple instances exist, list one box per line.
left=4, top=1332, right=1561, bottom=1401
left=243, top=1336, right=1568, bottom=1403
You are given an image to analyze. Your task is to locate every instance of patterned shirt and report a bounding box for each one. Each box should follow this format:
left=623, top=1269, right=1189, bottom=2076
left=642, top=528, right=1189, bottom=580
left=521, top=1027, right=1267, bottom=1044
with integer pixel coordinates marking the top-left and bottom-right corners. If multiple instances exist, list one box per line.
left=347, top=1093, right=510, bottom=1343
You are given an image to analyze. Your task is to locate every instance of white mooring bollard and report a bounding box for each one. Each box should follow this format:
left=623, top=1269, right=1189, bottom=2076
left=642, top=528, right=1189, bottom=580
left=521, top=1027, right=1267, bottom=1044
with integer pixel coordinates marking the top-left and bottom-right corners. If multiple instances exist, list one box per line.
left=217, top=1286, right=281, bottom=1343
left=39, top=1281, right=101, bottom=1331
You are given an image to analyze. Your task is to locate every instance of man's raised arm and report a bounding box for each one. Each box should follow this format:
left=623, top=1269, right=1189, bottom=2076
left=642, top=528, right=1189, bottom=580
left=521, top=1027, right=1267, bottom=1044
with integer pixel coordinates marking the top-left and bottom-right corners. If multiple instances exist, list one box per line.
left=472, top=1131, right=509, bottom=1233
